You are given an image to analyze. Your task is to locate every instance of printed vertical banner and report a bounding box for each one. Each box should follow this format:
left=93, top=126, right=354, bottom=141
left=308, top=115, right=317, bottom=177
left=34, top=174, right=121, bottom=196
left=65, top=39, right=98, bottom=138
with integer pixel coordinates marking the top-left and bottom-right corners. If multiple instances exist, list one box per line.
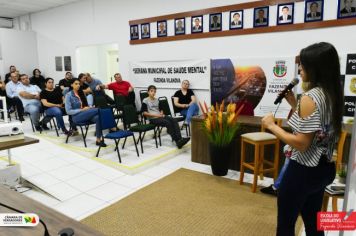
left=211, top=57, right=295, bottom=118
left=129, top=59, right=210, bottom=89
left=344, top=54, right=356, bottom=124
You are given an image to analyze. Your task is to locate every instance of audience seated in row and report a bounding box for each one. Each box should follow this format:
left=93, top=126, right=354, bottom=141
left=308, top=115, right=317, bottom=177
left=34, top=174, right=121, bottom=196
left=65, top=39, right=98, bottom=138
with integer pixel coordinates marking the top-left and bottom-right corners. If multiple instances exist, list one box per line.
left=141, top=85, right=190, bottom=149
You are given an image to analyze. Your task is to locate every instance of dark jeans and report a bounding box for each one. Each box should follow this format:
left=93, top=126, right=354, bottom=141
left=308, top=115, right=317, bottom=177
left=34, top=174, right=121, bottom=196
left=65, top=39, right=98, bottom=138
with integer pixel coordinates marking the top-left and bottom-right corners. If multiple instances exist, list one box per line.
left=149, top=116, right=182, bottom=142
left=72, top=108, right=102, bottom=139
left=6, top=96, right=24, bottom=117
left=277, top=156, right=336, bottom=236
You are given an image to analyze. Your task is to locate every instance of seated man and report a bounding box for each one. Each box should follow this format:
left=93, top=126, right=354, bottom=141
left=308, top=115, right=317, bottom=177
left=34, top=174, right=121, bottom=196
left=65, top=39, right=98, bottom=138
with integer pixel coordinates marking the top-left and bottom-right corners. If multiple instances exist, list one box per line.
left=59, top=72, right=73, bottom=95
left=141, top=85, right=190, bottom=149
left=17, top=74, right=42, bottom=131
left=85, top=73, right=114, bottom=104
left=173, top=80, right=199, bottom=125
left=98, top=73, right=135, bottom=105
left=40, top=78, right=71, bottom=135
left=5, top=72, right=25, bottom=121
left=78, top=73, right=93, bottom=106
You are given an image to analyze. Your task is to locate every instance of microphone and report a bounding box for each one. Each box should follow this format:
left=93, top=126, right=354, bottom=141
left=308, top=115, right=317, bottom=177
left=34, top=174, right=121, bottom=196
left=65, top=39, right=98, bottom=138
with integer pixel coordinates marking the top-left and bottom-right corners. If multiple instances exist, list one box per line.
left=274, top=78, right=299, bottom=105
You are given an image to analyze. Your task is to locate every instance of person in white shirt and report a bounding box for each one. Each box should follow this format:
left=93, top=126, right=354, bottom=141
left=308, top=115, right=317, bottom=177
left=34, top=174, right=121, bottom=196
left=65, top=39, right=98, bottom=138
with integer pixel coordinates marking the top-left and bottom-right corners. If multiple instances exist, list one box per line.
left=17, top=74, right=42, bottom=131
left=5, top=72, right=25, bottom=121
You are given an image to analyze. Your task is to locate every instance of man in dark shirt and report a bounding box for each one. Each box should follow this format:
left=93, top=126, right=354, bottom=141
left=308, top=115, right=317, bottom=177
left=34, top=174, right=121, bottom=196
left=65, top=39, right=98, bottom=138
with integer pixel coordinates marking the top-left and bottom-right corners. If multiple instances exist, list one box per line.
left=59, top=72, right=73, bottom=93
left=40, top=78, right=71, bottom=134
left=78, top=73, right=93, bottom=106
left=173, top=80, right=199, bottom=125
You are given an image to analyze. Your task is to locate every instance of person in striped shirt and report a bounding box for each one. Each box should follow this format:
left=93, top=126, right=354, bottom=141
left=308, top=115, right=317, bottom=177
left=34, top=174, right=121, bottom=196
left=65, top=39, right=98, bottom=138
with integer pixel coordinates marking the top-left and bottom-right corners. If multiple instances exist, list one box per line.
left=262, top=42, right=343, bottom=236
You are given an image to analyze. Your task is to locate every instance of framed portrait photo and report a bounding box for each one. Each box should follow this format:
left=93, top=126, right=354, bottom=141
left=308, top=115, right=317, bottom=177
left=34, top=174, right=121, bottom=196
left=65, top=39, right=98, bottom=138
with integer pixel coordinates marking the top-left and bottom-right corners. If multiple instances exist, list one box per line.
left=229, top=10, right=243, bottom=30
left=253, top=6, right=269, bottom=28
left=209, top=13, right=222, bottom=32
left=191, top=15, right=203, bottom=33
left=277, top=3, right=294, bottom=25
left=141, top=23, right=150, bottom=39
left=304, top=0, right=324, bottom=22
left=175, top=18, right=185, bottom=35
left=157, top=20, right=167, bottom=37
left=337, top=0, right=356, bottom=19
left=130, top=24, right=139, bottom=40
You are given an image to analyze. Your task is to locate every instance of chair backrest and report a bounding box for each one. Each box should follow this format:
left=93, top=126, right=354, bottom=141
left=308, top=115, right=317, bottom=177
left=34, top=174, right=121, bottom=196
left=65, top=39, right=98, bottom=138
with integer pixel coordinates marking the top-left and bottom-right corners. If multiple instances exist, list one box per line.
left=114, top=94, right=127, bottom=111
left=139, top=90, right=148, bottom=104
left=336, top=130, right=347, bottom=171
left=98, top=108, right=116, bottom=130
left=158, top=96, right=172, bottom=116
left=261, top=118, right=282, bottom=132
left=94, top=95, right=110, bottom=108
left=123, top=105, right=140, bottom=128
left=171, top=96, right=180, bottom=116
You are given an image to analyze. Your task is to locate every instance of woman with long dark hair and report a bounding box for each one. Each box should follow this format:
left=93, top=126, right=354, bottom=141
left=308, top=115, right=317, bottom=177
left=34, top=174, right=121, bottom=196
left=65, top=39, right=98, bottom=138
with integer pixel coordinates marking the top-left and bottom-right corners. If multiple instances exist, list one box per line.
left=65, top=78, right=106, bottom=147
left=30, top=68, right=46, bottom=89
left=262, top=42, right=344, bottom=235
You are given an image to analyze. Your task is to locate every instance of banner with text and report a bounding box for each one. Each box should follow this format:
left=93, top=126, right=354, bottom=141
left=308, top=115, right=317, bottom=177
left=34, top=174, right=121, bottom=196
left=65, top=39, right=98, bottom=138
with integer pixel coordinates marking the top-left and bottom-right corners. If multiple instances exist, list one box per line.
left=211, top=57, right=295, bottom=118
left=130, top=59, right=210, bottom=89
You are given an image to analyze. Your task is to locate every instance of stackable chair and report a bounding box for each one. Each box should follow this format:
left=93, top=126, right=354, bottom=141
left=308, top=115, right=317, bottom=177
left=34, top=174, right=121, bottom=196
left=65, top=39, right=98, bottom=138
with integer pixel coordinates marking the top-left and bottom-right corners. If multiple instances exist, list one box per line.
left=122, top=105, right=158, bottom=154
left=65, top=116, right=95, bottom=148
left=239, top=119, right=282, bottom=193
left=170, top=96, right=190, bottom=136
left=96, top=108, right=139, bottom=162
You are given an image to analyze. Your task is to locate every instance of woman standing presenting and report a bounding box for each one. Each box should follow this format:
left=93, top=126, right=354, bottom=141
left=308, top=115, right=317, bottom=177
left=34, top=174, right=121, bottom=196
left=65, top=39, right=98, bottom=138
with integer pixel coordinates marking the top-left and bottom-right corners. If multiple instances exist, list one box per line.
left=262, top=42, right=343, bottom=235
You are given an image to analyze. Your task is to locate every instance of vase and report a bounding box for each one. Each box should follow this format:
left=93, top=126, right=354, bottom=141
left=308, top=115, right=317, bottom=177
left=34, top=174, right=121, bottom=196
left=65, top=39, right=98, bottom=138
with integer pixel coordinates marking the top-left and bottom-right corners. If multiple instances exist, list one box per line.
left=209, top=143, right=232, bottom=176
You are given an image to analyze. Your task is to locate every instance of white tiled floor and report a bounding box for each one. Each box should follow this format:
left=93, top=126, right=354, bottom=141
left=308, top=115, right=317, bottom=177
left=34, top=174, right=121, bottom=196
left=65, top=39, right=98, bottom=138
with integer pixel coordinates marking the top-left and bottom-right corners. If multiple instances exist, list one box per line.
left=0, top=118, right=346, bottom=235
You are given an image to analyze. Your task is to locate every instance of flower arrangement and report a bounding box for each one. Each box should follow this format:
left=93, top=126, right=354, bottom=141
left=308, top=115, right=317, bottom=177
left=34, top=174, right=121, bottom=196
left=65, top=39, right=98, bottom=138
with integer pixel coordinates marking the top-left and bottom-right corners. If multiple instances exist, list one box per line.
left=199, top=101, right=244, bottom=147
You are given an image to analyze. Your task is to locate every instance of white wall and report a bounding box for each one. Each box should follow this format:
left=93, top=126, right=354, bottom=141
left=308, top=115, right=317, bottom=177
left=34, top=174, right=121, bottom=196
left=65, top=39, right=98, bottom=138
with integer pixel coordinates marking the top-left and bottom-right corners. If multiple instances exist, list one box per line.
left=28, top=0, right=356, bottom=105
left=0, top=28, right=38, bottom=79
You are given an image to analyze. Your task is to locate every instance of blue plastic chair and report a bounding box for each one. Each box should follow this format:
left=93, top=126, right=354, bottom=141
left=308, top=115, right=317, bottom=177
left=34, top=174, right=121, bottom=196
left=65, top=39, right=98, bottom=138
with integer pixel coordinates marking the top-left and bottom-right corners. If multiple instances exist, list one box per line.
left=96, top=108, right=139, bottom=162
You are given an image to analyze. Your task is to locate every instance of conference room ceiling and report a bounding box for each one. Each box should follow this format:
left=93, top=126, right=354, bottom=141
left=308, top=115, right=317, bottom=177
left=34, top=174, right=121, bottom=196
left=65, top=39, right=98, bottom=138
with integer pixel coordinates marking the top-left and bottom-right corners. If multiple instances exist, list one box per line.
left=0, top=0, right=80, bottom=18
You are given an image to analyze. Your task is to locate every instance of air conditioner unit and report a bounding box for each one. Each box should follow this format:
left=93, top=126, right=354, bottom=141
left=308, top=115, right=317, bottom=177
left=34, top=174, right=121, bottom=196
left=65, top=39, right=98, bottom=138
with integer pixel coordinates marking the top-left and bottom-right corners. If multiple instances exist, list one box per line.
left=0, top=17, right=13, bottom=29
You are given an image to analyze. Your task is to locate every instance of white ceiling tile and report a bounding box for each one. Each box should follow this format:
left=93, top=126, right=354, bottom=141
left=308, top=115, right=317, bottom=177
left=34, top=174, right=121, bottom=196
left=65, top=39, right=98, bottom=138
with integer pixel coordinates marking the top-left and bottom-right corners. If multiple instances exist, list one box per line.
left=0, top=0, right=81, bottom=18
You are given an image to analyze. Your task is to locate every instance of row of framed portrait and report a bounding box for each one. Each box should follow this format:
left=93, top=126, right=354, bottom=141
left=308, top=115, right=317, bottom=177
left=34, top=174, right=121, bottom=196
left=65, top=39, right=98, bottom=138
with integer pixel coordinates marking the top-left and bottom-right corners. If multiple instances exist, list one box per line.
left=130, top=0, right=356, bottom=40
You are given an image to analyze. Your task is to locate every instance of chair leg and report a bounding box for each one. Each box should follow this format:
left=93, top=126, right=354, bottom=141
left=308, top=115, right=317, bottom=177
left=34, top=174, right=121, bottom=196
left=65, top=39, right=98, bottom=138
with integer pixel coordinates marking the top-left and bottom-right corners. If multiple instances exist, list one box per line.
left=79, top=126, right=87, bottom=148
left=239, top=139, right=245, bottom=185
left=65, top=131, right=70, bottom=143
left=132, top=135, right=139, bottom=157
left=52, top=118, right=59, bottom=137
left=122, top=137, right=128, bottom=149
left=139, top=132, right=144, bottom=154
left=96, top=144, right=102, bottom=157
left=252, top=144, right=260, bottom=193
left=259, top=145, right=265, bottom=180
left=153, top=129, right=158, bottom=148
left=332, top=197, right=338, bottom=211
left=114, top=139, right=122, bottom=163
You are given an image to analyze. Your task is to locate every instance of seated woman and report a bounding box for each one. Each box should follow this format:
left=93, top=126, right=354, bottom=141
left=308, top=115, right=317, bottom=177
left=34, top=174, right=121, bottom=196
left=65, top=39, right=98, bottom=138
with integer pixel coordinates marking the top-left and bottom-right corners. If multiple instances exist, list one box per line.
left=40, top=78, right=71, bottom=135
left=65, top=79, right=106, bottom=147
left=172, top=80, right=199, bottom=125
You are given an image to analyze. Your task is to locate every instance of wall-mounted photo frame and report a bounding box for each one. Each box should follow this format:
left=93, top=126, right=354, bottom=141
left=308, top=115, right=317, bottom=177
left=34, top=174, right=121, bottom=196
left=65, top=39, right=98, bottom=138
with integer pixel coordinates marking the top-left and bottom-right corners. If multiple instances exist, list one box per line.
left=209, top=13, right=222, bottom=32
left=130, top=24, right=139, bottom=40
left=253, top=6, right=269, bottom=28
left=141, top=23, right=150, bottom=39
left=229, top=10, right=243, bottom=30
left=304, top=0, right=324, bottom=22
left=55, top=56, right=63, bottom=71
left=191, top=15, right=203, bottom=33
left=337, top=0, right=356, bottom=19
left=277, top=3, right=294, bottom=25
left=175, top=18, right=185, bottom=35
left=157, top=20, right=167, bottom=37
